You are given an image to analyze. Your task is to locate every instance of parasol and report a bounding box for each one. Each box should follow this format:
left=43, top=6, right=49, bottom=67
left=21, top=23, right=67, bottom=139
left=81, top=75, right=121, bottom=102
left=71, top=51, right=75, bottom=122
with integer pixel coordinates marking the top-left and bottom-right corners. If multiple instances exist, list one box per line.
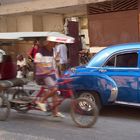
left=47, top=32, right=74, bottom=44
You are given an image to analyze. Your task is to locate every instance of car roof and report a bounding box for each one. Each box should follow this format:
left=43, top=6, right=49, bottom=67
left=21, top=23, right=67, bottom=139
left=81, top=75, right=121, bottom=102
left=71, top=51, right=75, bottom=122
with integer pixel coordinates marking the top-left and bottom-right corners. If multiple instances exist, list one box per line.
left=87, top=43, right=140, bottom=67
left=103, top=43, right=140, bottom=53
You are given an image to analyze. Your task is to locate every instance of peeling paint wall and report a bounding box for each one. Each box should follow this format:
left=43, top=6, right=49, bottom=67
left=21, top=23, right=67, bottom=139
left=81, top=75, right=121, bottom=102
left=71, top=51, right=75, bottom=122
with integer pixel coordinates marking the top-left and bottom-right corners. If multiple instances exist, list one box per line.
left=0, top=16, right=7, bottom=32
left=42, top=14, right=64, bottom=32
left=88, top=10, right=138, bottom=46
left=17, top=15, right=33, bottom=32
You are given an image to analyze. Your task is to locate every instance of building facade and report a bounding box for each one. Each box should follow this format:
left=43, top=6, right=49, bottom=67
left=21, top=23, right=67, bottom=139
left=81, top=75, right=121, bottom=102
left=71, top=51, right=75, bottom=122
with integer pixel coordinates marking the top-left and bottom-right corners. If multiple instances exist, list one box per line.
left=0, top=0, right=140, bottom=65
left=87, top=0, right=140, bottom=47
left=0, top=0, right=105, bottom=65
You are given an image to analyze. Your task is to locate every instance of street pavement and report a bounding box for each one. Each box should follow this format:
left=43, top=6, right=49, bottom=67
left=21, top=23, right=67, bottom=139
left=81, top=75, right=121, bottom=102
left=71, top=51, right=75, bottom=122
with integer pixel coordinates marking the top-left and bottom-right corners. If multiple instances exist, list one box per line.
left=0, top=100, right=140, bottom=140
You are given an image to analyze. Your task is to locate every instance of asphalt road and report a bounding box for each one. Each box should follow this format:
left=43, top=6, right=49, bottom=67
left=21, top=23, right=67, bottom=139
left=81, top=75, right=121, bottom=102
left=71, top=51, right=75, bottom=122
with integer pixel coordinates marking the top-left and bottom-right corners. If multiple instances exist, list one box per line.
left=0, top=100, right=140, bottom=140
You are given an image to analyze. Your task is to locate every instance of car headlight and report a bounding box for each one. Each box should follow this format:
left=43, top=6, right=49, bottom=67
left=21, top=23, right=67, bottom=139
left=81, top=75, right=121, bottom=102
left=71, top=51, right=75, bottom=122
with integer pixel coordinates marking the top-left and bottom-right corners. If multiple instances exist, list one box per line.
left=62, top=67, right=76, bottom=77
left=70, top=67, right=76, bottom=73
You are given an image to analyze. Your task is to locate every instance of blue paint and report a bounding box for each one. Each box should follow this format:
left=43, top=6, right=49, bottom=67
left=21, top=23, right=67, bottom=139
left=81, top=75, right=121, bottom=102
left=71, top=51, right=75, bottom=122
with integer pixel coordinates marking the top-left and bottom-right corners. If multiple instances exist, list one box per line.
left=59, top=43, right=140, bottom=106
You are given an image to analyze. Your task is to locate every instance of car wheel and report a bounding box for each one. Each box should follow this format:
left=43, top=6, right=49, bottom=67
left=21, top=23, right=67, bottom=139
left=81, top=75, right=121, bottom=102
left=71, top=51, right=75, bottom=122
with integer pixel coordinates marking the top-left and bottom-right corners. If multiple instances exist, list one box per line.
left=80, top=92, right=102, bottom=110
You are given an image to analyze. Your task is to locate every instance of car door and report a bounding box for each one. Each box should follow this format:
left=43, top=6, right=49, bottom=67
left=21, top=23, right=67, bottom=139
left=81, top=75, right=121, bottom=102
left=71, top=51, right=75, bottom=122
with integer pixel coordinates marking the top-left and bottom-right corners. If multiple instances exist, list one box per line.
left=99, top=50, right=139, bottom=103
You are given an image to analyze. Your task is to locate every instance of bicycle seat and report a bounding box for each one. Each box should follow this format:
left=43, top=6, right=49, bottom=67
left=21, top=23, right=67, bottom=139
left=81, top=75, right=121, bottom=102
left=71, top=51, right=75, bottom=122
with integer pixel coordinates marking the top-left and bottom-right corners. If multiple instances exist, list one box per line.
left=0, top=78, right=29, bottom=90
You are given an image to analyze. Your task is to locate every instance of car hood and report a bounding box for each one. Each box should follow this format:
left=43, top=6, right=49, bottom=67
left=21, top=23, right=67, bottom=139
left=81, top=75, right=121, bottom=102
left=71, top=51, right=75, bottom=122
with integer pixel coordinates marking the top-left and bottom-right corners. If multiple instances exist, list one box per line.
left=64, top=65, right=98, bottom=77
left=76, top=66, right=97, bottom=74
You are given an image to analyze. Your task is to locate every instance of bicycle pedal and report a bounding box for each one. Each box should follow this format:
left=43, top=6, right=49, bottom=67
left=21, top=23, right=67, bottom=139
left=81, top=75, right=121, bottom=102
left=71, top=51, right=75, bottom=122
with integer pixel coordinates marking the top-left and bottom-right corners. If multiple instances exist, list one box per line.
left=20, top=96, right=34, bottom=101
left=10, top=99, right=31, bottom=104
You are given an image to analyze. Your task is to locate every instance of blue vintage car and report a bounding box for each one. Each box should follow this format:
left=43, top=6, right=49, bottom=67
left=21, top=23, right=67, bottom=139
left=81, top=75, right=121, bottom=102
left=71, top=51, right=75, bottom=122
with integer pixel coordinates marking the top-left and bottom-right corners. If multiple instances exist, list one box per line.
left=62, top=43, right=140, bottom=110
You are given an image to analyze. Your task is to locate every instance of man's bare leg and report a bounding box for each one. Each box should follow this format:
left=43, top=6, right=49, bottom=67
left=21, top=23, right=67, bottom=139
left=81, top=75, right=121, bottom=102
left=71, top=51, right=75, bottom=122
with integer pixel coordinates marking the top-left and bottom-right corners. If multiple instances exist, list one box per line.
left=40, top=87, right=57, bottom=103
left=37, top=87, right=59, bottom=114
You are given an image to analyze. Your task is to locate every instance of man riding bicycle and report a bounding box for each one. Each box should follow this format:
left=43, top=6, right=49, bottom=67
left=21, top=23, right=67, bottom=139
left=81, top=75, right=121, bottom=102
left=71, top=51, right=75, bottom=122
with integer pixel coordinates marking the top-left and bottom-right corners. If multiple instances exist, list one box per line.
left=34, top=38, right=64, bottom=117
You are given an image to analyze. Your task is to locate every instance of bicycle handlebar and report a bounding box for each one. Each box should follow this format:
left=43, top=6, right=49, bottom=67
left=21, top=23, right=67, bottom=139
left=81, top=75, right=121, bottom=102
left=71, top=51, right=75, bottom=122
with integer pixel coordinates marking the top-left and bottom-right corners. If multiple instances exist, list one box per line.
left=57, top=78, right=73, bottom=85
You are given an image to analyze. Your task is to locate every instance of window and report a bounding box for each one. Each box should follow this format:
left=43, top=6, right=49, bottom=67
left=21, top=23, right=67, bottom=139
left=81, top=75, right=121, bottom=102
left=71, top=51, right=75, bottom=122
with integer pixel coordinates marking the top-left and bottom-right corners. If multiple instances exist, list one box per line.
left=105, top=52, right=138, bottom=68
left=105, top=56, right=115, bottom=67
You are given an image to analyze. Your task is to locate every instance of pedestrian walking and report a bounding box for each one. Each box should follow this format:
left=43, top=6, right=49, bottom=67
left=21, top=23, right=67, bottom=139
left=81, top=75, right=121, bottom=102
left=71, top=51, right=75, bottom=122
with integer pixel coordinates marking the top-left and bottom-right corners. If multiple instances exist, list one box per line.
left=54, top=43, right=68, bottom=76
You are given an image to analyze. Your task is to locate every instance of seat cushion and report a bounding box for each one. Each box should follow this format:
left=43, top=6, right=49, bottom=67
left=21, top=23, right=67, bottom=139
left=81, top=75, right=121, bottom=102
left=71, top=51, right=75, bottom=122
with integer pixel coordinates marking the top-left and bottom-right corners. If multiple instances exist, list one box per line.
left=0, top=78, right=29, bottom=90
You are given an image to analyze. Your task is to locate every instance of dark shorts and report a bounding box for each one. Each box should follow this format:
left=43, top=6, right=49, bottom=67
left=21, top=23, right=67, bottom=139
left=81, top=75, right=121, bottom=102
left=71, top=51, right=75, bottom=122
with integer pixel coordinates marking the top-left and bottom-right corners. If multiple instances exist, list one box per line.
left=36, top=74, right=57, bottom=88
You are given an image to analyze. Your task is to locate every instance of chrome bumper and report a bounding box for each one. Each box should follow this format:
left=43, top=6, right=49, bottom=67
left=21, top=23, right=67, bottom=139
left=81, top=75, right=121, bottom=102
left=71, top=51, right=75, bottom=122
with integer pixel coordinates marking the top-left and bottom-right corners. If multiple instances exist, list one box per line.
left=108, top=87, right=118, bottom=102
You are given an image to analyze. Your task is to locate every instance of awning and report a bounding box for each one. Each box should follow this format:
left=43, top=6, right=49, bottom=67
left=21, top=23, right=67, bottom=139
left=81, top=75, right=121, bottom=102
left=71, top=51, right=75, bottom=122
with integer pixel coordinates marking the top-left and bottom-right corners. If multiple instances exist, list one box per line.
left=0, top=32, right=74, bottom=43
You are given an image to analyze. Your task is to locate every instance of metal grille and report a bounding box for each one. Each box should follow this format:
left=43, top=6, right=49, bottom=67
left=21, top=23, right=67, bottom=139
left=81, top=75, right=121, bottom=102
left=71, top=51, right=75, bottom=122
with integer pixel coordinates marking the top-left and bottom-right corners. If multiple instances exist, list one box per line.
left=88, top=0, right=138, bottom=15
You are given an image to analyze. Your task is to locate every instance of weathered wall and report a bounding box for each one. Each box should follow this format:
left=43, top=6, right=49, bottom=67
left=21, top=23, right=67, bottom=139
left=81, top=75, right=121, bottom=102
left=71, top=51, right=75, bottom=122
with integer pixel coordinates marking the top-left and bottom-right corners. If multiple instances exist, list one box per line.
left=0, top=0, right=29, bottom=5
left=0, top=15, right=34, bottom=32
left=33, top=15, right=43, bottom=31
left=6, top=16, right=17, bottom=32
left=88, top=10, right=139, bottom=46
left=0, top=16, right=7, bottom=32
left=0, top=13, right=64, bottom=58
left=0, top=14, right=63, bottom=32
left=42, top=14, right=64, bottom=32
left=0, top=0, right=106, bottom=15
left=17, top=15, right=33, bottom=32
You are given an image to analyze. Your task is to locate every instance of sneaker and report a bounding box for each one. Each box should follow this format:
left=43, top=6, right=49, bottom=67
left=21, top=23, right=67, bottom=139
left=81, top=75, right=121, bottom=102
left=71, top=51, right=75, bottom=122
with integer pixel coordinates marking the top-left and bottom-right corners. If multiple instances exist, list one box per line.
left=54, top=112, right=65, bottom=118
left=36, top=102, right=47, bottom=112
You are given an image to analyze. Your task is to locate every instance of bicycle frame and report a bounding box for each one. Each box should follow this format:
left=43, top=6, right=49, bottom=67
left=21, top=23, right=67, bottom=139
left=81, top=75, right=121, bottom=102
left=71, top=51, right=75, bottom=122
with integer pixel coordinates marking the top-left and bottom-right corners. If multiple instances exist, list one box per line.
left=1, top=77, right=98, bottom=128
left=16, top=78, right=75, bottom=112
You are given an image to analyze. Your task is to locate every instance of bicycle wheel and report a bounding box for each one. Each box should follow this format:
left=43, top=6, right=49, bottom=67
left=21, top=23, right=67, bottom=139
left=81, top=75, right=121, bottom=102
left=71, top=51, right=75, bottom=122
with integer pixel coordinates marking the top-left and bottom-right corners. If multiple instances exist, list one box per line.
left=12, top=90, right=30, bottom=113
left=71, top=97, right=98, bottom=128
left=0, top=95, right=10, bottom=121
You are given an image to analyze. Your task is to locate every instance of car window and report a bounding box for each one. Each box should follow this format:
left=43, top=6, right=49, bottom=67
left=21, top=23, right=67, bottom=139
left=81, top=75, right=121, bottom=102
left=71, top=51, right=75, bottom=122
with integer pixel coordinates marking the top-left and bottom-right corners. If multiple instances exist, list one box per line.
left=105, top=56, right=116, bottom=67
left=104, top=52, right=138, bottom=68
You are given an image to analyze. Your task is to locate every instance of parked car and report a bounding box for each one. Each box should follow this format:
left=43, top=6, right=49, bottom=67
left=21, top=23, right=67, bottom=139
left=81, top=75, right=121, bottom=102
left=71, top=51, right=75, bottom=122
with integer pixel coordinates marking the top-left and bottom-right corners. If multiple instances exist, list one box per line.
left=60, top=43, right=140, bottom=110
left=0, top=49, right=16, bottom=80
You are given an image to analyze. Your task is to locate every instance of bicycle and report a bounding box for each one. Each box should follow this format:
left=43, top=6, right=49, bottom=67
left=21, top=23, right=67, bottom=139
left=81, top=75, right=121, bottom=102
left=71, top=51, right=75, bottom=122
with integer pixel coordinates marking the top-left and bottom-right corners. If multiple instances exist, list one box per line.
left=0, top=77, right=99, bottom=128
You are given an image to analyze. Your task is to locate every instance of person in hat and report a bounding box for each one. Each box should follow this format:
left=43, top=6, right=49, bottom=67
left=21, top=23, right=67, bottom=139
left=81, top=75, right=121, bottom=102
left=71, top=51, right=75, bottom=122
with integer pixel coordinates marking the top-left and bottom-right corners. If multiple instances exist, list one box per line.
left=34, top=38, right=64, bottom=118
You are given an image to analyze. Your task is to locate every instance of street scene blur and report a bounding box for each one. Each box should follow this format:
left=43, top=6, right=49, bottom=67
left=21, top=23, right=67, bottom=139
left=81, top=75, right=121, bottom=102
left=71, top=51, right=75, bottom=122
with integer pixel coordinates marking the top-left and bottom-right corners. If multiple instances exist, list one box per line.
left=0, top=0, right=140, bottom=140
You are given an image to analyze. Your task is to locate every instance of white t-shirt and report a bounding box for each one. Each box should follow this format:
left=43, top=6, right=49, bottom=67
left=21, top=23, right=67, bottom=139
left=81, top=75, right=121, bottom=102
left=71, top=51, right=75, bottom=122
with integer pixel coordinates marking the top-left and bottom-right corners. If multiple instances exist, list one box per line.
left=81, top=37, right=86, bottom=49
left=34, top=53, right=54, bottom=67
left=34, top=52, right=57, bottom=76
left=55, top=44, right=68, bottom=64
left=17, top=58, right=26, bottom=67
